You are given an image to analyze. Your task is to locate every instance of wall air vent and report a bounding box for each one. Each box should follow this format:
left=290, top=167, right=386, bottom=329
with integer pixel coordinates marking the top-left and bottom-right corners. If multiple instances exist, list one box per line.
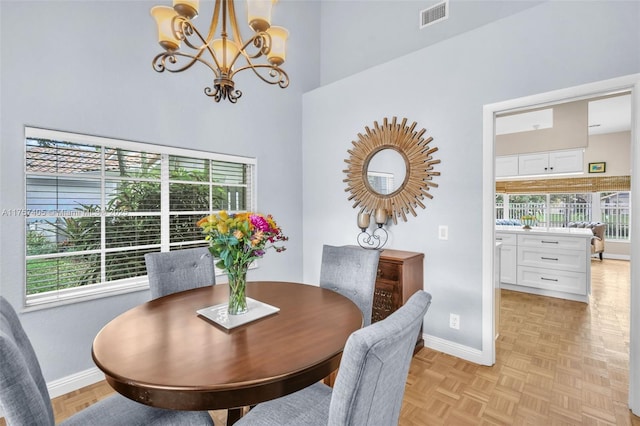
left=420, top=0, right=449, bottom=29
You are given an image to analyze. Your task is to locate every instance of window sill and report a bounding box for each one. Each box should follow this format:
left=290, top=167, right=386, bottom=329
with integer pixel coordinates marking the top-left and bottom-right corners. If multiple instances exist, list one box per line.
left=23, top=278, right=150, bottom=312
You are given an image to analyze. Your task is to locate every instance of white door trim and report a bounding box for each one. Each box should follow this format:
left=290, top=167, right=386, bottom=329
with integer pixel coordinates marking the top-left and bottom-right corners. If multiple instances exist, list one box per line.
left=481, top=73, right=640, bottom=413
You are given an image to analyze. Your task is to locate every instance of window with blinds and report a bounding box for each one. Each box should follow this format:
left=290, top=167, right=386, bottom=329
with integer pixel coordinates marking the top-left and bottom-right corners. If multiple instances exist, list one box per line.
left=24, top=127, right=255, bottom=306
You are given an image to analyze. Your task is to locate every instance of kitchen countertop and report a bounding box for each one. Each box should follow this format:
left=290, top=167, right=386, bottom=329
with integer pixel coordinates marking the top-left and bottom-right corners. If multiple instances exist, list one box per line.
left=495, top=226, right=593, bottom=238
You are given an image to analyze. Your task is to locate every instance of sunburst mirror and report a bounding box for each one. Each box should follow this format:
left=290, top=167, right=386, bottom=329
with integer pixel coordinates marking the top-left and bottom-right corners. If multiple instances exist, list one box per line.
left=343, top=117, right=440, bottom=224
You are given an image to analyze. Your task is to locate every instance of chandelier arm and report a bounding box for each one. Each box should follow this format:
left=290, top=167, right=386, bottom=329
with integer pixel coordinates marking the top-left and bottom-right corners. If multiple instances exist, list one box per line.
left=152, top=51, right=221, bottom=78
left=205, top=0, right=222, bottom=43
left=231, top=64, right=289, bottom=88
left=226, top=0, right=245, bottom=48
left=173, top=18, right=226, bottom=75
left=177, top=19, right=214, bottom=56
left=238, top=33, right=271, bottom=60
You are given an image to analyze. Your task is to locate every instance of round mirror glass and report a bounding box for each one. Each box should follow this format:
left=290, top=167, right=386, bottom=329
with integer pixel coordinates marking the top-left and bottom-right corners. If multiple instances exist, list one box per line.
left=366, top=149, right=407, bottom=195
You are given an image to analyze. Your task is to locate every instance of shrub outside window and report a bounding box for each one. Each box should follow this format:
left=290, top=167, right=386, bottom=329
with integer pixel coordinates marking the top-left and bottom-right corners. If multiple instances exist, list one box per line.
left=24, top=127, right=255, bottom=307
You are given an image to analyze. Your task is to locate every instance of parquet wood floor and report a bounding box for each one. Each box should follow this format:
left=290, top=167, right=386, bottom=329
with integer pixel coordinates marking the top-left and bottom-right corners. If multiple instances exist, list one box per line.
left=402, top=259, right=639, bottom=425
left=2, top=260, right=638, bottom=425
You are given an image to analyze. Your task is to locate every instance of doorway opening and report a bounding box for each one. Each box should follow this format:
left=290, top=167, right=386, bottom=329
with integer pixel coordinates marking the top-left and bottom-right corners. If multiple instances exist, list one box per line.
left=481, top=74, right=640, bottom=413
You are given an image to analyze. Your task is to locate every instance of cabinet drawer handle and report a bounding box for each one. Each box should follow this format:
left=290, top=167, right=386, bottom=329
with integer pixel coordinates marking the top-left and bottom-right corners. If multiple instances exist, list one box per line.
left=496, top=237, right=503, bottom=241
left=541, top=240, right=559, bottom=244
left=541, top=257, right=558, bottom=261
left=540, top=277, right=559, bottom=282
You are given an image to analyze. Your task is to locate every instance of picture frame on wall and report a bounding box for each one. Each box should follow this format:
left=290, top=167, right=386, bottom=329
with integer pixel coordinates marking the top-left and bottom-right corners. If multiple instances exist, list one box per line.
left=588, top=162, right=606, bottom=173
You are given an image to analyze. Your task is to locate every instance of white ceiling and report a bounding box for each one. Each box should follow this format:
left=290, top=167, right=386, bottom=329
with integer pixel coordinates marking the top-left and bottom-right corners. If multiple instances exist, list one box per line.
left=496, top=93, right=631, bottom=136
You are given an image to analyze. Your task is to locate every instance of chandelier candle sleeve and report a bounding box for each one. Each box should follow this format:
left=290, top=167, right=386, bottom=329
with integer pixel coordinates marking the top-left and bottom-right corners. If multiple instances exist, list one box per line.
left=150, top=6, right=181, bottom=51
left=266, top=26, right=288, bottom=65
left=247, top=0, right=274, bottom=32
left=173, top=0, right=199, bottom=18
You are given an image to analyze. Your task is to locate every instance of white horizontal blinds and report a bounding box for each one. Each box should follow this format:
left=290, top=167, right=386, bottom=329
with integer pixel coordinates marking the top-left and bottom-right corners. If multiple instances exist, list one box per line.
left=104, top=148, right=162, bottom=282
left=26, top=139, right=105, bottom=294
left=25, top=127, right=256, bottom=302
left=169, top=155, right=211, bottom=248
left=211, top=160, right=250, bottom=212
left=167, top=156, right=251, bottom=248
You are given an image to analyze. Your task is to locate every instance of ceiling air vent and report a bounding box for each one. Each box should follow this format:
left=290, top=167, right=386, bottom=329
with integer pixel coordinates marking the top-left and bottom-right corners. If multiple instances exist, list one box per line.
left=420, top=0, right=448, bottom=29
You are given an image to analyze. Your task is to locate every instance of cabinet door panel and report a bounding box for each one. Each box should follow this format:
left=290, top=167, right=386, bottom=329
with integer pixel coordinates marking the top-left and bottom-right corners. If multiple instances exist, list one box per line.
left=372, top=280, right=400, bottom=323
left=496, top=155, right=519, bottom=177
left=499, top=244, right=517, bottom=284
left=549, top=150, right=583, bottom=173
left=518, top=153, right=549, bottom=175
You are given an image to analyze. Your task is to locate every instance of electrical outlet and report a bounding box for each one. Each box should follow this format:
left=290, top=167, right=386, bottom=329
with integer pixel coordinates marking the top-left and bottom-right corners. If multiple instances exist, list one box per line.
left=449, top=313, right=460, bottom=330
left=439, top=225, right=448, bottom=240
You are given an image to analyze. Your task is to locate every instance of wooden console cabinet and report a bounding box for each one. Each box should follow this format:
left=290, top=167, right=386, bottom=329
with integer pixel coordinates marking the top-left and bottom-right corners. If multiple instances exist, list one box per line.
left=372, top=249, right=425, bottom=350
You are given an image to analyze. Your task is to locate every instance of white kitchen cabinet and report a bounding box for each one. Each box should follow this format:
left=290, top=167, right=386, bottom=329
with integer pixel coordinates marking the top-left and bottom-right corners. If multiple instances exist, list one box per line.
left=495, top=226, right=592, bottom=303
left=517, top=149, right=583, bottom=175
left=549, top=149, right=584, bottom=173
left=495, top=232, right=517, bottom=284
left=495, top=155, right=519, bottom=177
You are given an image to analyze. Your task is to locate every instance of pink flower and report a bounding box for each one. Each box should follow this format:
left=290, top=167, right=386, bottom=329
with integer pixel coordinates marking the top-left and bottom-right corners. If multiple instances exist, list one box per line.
left=250, top=214, right=270, bottom=232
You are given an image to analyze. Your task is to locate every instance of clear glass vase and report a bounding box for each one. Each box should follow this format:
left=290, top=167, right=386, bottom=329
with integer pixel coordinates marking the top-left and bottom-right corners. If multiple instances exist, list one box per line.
left=227, top=265, right=248, bottom=315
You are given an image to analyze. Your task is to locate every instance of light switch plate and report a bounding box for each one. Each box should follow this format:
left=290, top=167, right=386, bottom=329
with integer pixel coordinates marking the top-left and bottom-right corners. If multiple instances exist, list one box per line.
left=438, top=225, right=448, bottom=240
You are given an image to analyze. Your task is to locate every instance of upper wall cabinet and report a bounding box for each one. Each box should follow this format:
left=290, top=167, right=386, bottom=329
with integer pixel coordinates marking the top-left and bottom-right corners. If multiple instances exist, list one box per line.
left=495, top=155, right=519, bottom=178
left=497, top=149, right=584, bottom=178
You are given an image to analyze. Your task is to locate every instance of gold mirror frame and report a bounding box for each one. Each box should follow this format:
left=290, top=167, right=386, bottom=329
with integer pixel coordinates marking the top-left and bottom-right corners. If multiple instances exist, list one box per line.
left=343, top=117, right=440, bottom=224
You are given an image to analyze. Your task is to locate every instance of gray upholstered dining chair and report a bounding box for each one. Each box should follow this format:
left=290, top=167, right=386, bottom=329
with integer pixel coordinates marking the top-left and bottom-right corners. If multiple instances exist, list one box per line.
left=319, top=245, right=381, bottom=326
left=0, top=296, right=214, bottom=426
left=234, top=290, right=432, bottom=426
left=145, top=247, right=216, bottom=300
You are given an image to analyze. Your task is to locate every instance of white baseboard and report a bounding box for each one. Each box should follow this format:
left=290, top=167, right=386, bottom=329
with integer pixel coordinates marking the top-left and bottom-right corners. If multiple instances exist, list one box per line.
left=600, top=253, right=630, bottom=261
left=47, top=367, right=105, bottom=398
left=423, top=333, right=489, bottom=365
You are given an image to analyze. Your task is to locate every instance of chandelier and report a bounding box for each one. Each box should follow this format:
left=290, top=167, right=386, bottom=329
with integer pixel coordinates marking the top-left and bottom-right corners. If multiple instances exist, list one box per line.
left=151, top=0, right=289, bottom=103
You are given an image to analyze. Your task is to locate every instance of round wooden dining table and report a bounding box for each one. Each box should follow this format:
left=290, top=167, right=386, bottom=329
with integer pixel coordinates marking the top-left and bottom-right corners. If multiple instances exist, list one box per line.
left=92, top=281, right=362, bottom=424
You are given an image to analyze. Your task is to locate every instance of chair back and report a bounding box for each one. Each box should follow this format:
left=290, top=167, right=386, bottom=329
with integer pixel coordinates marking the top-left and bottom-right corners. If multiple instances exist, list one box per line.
left=591, top=223, right=606, bottom=241
left=328, top=290, right=432, bottom=426
left=145, top=247, right=216, bottom=299
left=0, top=296, right=55, bottom=426
left=319, top=245, right=381, bottom=326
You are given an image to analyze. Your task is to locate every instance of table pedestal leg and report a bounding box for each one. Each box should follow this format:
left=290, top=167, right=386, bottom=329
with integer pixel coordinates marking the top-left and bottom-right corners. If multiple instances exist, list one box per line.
left=227, top=407, right=243, bottom=425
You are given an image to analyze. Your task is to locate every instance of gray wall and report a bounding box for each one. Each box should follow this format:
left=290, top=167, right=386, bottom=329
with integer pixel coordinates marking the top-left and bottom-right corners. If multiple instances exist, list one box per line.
left=319, top=0, right=544, bottom=85
left=0, top=0, right=320, bottom=381
left=303, top=1, right=640, bottom=350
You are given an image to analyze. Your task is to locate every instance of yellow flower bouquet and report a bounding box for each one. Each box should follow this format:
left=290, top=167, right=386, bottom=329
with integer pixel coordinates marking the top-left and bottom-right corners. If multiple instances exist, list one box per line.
left=197, top=210, right=288, bottom=314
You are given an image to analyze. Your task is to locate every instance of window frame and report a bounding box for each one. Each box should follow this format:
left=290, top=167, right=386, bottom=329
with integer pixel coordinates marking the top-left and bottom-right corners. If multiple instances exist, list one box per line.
left=496, top=191, right=631, bottom=242
left=24, top=127, right=257, bottom=309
